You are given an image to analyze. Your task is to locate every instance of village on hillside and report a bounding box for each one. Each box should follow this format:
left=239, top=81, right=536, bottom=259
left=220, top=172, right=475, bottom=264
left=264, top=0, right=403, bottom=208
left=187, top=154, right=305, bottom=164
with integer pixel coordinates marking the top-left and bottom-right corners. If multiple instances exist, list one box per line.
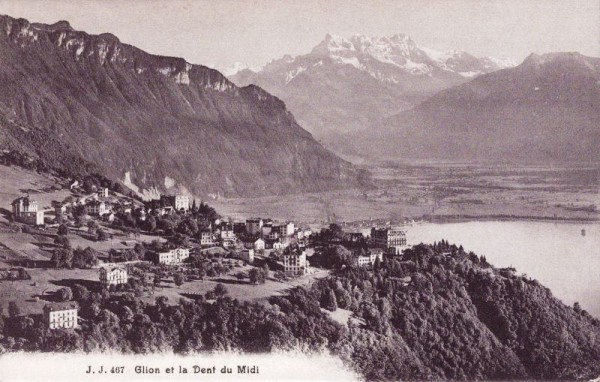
left=3, top=175, right=410, bottom=330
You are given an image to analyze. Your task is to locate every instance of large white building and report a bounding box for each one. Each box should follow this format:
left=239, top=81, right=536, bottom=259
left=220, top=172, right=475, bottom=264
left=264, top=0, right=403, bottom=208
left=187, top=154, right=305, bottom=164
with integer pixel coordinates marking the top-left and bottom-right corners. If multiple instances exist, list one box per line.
left=87, top=200, right=109, bottom=216
left=161, top=194, right=190, bottom=212
left=356, top=249, right=384, bottom=267
left=12, top=196, right=44, bottom=225
left=371, top=227, right=408, bottom=255
left=44, top=302, right=78, bottom=330
left=220, top=226, right=236, bottom=240
left=283, top=249, right=308, bottom=277
left=99, top=266, right=128, bottom=288
left=200, top=231, right=216, bottom=247
left=274, top=222, right=295, bottom=238
left=98, top=187, right=110, bottom=198
left=156, top=247, right=190, bottom=265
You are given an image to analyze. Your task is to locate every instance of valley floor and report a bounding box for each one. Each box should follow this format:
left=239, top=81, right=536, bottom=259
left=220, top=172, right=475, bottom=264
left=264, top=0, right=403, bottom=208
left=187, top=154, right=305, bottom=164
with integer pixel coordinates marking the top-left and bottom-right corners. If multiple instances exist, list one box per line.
left=211, top=162, right=599, bottom=225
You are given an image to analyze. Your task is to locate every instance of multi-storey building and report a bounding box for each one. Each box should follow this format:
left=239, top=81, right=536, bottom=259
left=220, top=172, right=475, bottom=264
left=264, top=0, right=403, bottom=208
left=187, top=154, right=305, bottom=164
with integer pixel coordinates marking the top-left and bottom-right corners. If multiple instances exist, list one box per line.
left=274, top=222, right=295, bottom=238
left=155, top=247, right=190, bottom=265
left=356, top=249, right=384, bottom=267
left=370, top=227, right=408, bottom=255
left=44, top=302, right=78, bottom=330
left=12, top=196, right=45, bottom=225
left=278, top=235, right=293, bottom=249
left=87, top=200, right=108, bottom=216
left=161, top=194, right=190, bottom=212
left=98, top=187, right=110, bottom=198
left=219, top=226, right=236, bottom=240
left=245, top=218, right=263, bottom=235
left=283, top=248, right=308, bottom=277
left=200, top=231, right=216, bottom=247
left=99, top=266, right=128, bottom=288
left=261, top=221, right=273, bottom=237
left=54, top=203, right=71, bottom=218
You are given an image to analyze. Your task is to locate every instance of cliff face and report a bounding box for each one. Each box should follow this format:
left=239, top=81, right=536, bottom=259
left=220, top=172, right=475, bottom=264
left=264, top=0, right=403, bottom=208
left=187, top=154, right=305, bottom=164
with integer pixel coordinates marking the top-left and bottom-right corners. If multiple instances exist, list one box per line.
left=0, top=15, right=360, bottom=197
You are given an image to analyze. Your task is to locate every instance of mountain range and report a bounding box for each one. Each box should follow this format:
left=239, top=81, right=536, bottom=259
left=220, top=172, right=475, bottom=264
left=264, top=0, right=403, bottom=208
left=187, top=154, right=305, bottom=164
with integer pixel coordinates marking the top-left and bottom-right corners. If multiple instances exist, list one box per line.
left=371, top=52, right=600, bottom=163
left=0, top=15, right=362, bottom=198
left=231, top=34, right=599, bottom=164
left=230, top=33, right=514, bottom=154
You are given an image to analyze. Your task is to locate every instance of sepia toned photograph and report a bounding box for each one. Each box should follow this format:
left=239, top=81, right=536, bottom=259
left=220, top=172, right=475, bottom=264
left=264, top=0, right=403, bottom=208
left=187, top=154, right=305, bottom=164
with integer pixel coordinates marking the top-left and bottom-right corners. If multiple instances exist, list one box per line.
left=0, top=0, right=598, bottom=380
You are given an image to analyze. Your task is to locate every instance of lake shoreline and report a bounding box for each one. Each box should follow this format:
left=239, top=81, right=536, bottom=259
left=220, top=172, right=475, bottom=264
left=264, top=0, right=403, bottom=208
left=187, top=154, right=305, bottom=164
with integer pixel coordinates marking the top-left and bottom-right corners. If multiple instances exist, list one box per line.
left=407, top=220, right=600, bottom=318
left=420, top=214, right=600, bottom=225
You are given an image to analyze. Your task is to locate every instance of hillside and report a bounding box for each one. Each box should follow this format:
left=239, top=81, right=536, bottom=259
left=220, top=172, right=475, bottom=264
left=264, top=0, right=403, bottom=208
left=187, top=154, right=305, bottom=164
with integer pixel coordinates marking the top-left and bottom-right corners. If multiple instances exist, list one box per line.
left=2, top=240, right=599, bottom=380
left=371, top=52, right=600, bottom=163
left=230, top=33, right=513, bottom=154
left=0, top=15, right=361, bottom=198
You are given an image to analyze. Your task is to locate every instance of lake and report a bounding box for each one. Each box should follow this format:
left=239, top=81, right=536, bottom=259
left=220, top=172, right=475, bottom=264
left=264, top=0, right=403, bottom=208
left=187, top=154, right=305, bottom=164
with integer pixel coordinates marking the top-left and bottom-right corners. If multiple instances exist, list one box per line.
left=408, top=221, right=600, bottom=317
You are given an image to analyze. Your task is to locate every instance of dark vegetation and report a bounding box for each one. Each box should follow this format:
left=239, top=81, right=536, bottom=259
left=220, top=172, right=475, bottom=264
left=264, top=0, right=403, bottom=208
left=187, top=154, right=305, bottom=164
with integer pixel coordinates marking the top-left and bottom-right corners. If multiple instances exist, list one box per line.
left=0, top=150, right=130, bottom=197
left=1, top=240, right=599, bottom=380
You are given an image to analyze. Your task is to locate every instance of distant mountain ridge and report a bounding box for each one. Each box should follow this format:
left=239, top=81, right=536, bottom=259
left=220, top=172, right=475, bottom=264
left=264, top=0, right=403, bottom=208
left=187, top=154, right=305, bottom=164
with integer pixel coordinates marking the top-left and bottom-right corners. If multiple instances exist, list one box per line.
left=369, top=52, right=600, bottom=163
left=230, top=33, right=514, bottom=153
left=0, top=15, right=362, bottom=197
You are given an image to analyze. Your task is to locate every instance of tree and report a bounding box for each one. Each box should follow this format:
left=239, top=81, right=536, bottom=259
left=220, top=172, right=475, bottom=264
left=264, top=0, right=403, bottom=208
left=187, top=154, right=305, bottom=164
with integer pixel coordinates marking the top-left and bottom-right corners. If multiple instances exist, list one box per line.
left=146, top=215, right=157, bottom=232
left=171, top=233, right=189, bottom=247
left=57, top=223, right=69, bottom=236
left=113, top=182, right=124, bottom=194
left=321, top=288, right=338, bottom=312
left=97, top=229, right=108, bottom=241
left=236, top=272, right=245, bottom=281
left=174, top=273, right=185, bottom=287
left=133, top=243, right=146, bottom=260
left=249, top=268, right=266, bottom=285
left=73, top=247, right=99, bottom=269
left=72, top=284, right=90, bottom=302
left=73, top=205, right=88, bottom=219
left=57, top=287, right=73, bottom=302
left=52, top=248, right=74, bottom=268
left=213, top=283, right=228, bottom=297
left=274, top=271, right=286, bottom=282
left=8, top=301, right=20, bottom=317
left=75, top=214, right=87, bottom=227
left=87, top=220, right=98, bottom=234
left=54, top=235, right=71, bottom=249
left=373, top=256, right=382, bottom=272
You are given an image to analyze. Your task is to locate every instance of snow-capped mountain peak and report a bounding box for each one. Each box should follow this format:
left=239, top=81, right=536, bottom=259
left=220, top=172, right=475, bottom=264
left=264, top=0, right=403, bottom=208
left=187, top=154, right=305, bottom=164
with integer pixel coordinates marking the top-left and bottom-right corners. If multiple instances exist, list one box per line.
left=312, top=33, right=356, bottom=55
left=219, top=62, right=265, bottom=76
left=301, top=33, right=515, bottom=80
left=229, top=32, right=516, bottom=91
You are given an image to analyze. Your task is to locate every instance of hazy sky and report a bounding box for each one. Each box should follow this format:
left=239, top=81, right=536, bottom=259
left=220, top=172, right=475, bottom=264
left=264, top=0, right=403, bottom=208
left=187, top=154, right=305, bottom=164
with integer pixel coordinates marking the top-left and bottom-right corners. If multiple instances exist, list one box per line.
left=0, top=0, right=598, bottom=71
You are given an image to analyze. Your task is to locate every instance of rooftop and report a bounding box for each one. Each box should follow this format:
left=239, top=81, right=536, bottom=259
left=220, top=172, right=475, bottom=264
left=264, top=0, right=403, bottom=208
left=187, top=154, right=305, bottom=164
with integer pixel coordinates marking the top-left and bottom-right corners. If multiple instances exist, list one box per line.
left=43, top=302, right=79, bottom=312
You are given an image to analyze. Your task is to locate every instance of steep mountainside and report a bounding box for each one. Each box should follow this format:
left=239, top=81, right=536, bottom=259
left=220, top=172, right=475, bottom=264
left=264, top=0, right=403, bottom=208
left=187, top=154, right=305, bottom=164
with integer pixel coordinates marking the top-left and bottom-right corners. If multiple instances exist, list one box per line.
left=372, top=52, right=600, bottom=163
left=230, top=34, right=513, bottom=153
left=0, top=15, right=361, bottom=198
